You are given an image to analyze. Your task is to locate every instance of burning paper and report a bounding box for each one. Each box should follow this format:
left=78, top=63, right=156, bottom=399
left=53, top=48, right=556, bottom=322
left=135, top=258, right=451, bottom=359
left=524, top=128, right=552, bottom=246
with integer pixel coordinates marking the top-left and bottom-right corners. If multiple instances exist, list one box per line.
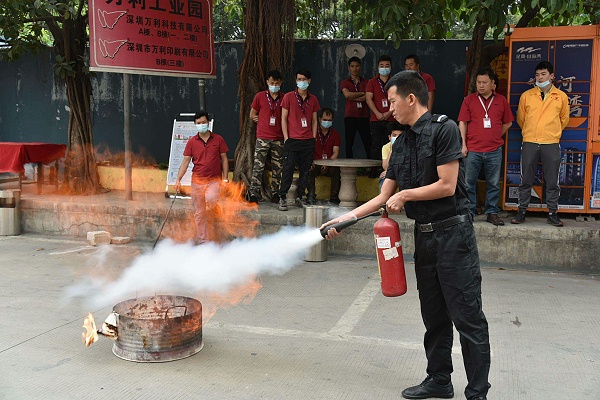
left=81, top=313, right=98, bottom=347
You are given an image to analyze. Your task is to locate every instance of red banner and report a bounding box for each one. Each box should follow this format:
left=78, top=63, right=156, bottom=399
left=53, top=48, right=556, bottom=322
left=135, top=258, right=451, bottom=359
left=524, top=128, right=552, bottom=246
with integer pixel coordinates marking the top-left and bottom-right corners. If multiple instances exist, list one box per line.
left=89, top=0, right=215, bottom=78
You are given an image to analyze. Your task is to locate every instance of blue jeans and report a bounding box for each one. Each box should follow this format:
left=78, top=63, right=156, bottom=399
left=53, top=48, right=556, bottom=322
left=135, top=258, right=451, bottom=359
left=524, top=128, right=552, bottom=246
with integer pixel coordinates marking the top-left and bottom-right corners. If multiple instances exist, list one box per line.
left=465, top=147, right=502, bottom=215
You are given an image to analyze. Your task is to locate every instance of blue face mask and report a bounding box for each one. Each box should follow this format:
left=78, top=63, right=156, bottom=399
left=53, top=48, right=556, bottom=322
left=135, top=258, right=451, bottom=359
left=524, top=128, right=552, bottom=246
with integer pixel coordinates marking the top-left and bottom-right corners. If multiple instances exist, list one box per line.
left=196, top=123, right=209, bottom=133
left=268, top=85, right=281, bottom=93
left=297, top=81, right=310, bottom=90
left=535, top=80, right=551, bottom=88
left=390, top=136, right=397, bottom=145
left=321, top=120, right=333, bottom=129
left=379, top=67, right=391, bottom=77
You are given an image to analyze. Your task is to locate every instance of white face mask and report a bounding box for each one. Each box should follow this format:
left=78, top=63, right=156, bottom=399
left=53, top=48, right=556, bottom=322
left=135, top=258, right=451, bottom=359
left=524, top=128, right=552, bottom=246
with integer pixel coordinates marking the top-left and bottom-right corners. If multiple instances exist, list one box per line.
left=391, top=136, right=397, bottom=145
left=196, top=123, right=209, bottom=133
left=379, top=67, right=391, bottom=76
left=269, top=85, right=281, bottom=93
left=535, top=80, right=551, bottom=88
left=297, top=81, right=310, bottom=90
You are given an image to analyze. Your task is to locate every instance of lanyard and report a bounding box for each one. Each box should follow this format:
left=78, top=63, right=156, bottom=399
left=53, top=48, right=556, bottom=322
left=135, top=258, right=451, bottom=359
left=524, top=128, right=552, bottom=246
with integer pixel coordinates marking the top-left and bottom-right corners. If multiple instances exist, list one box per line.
left=351, top=77, right=361, bottom=91
left=478, top=95, right=494, bottom=118
left=265, top=91, right=281, bottom=115
left=318, top=127, right=331, bottom=150
left=294, top=89, right=309, bottom=115
left=377, top=77, right=387, bottom=94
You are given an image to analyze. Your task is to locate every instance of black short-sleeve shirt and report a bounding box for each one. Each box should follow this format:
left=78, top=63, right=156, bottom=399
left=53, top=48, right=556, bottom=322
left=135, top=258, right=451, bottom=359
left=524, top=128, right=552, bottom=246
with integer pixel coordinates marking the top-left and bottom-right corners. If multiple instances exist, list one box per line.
left=386, top=112, right=470, bottom=223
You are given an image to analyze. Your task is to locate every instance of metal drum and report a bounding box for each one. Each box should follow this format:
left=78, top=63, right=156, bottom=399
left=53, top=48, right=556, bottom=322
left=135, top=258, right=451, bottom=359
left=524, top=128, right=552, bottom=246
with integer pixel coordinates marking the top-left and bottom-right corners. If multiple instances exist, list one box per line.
left=112, top=295, right=203, bottom=362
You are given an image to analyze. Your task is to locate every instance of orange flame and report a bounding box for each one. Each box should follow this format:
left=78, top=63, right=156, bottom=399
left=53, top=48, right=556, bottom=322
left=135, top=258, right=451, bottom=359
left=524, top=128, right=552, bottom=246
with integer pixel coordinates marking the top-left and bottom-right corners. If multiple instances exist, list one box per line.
left=201, top=277, right=263, bottom=323
left=82, top=313, right=99, bottom=347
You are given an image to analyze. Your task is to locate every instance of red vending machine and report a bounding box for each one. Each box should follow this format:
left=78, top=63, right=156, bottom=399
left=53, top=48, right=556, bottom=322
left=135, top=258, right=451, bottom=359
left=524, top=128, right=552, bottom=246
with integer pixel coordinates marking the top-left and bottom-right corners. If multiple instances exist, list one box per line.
left=504, top=25, right=599, bottom=215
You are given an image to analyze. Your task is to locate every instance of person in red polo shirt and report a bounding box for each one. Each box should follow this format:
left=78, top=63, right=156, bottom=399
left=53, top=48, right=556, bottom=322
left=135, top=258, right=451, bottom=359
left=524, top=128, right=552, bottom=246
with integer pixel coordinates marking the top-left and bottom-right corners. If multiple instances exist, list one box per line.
left=248, top=70, right=285, bottom=204
left=175, top=111, right=229, bottom=244
left=277, top=67, right=321, bottom=211
left=366, top=54, right=395, bottom=163
left=307, top=108, right=341, bottom=205
left=340, top=56, right=370, bottom=158
left=405, top=54, right=436, bottom=111
left=458, top=67, right=513, bottom=225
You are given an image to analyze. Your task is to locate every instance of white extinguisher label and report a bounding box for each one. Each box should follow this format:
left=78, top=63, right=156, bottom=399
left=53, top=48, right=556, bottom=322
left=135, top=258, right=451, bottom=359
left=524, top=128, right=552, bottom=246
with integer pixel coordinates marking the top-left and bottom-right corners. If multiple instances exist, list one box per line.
left=376, top=237, right=391, bottom=248
left=383, top=246, right=399, bottom=260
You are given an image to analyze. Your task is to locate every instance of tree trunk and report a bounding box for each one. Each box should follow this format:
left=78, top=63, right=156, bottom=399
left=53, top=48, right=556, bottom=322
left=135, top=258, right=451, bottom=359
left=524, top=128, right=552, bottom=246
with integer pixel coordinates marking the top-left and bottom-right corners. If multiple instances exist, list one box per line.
left=49, top=13, right=100, bottom=194
left=232, top=0, right=295, bottom=197
left=466, top=7, right=541, bottom=95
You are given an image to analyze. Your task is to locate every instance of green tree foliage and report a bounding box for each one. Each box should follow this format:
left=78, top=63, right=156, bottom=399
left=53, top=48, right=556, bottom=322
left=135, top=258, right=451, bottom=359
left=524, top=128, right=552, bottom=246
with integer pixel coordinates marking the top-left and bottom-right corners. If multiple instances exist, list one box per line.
left=0, top=0, right=100, bottom=194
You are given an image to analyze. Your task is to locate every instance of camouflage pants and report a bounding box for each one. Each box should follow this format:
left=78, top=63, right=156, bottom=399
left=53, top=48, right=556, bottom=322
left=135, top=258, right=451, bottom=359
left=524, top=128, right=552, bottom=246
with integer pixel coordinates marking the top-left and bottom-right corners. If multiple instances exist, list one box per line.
left=249, top=138, right=284, bottom=199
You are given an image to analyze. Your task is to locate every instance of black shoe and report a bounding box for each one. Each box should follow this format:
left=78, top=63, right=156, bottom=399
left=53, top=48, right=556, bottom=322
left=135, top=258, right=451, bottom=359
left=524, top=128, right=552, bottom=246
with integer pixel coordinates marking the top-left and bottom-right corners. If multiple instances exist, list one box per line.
left=401, top=376, right=454, bottom=399
left=510, top=209, right=526, bottom=224
left=329, top=197, right=340, bottom=205
left=486, top=213, right=504, bottom=226
left=294, top=197, right=306, bottom=207
left=547, top=212, right=564, bottom=227
left=307, top=197, right=317, bottom=205
left=278, top=198, right=288, bottom=211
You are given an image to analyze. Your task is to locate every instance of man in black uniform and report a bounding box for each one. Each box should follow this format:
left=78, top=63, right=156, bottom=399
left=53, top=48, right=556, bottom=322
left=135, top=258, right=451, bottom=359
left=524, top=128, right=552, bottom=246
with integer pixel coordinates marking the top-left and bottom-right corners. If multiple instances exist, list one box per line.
left=321, top=70, right=490, bottom=400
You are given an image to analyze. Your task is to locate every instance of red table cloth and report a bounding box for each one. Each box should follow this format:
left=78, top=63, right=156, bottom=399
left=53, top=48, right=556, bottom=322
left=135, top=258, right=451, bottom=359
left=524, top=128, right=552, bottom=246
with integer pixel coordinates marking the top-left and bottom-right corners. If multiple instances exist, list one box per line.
left=0, top=142, right=67, bottom=173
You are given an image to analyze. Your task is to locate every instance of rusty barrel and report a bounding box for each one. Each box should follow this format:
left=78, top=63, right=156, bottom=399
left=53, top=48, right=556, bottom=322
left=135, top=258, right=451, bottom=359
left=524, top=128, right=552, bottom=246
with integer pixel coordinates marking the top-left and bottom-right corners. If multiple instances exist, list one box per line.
left=112, top=295, right=203, bottom=362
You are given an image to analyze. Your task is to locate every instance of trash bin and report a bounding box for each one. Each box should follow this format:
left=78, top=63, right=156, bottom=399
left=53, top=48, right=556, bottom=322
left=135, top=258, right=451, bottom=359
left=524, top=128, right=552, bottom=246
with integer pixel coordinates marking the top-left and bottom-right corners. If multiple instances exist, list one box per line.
left=304, top=205, right=328, bottom=262
left=0, top=189, right=21, bottom=236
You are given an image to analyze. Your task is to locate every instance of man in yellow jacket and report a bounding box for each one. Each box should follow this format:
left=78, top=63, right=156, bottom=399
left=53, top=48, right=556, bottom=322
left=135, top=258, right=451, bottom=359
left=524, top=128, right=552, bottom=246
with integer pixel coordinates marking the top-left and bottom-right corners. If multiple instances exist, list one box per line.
left=512, top=61, right=569, bottom=227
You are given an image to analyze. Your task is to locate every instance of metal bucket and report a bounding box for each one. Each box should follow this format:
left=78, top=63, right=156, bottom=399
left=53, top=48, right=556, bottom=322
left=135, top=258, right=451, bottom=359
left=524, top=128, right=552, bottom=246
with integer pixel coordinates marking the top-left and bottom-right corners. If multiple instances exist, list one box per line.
left=0, top=189, right=21, bottom=236
left=112, top=295, right=203, bottom=362
left=304, top=205, right=328, bottom=262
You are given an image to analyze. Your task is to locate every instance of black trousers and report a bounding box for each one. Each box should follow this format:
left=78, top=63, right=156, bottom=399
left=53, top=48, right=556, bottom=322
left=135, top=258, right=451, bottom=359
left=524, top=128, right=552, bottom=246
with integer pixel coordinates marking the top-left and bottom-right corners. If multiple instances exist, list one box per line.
left=344, top=117, right=371, bottom=159
left=370, top=120, right=389, bottom=160
left=413, top=219, right=490, bottom=400
left=518, top=142, right=561, bottom=212
left=278, top=138, right=315, bottom=200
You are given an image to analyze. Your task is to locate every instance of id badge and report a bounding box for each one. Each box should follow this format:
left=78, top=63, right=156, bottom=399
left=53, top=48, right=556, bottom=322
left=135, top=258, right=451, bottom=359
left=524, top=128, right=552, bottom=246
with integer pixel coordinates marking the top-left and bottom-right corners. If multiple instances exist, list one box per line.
left=483, top=117, right=491, bottom=129
left=382, top=99, right=388, bottom=108
left=269, top=116, right=276, bottom=126
left=301, top=117, right=308, bottom=128
left=356, top=102, right=362, bottom=109
left=322, top=154, right=328, bottom=160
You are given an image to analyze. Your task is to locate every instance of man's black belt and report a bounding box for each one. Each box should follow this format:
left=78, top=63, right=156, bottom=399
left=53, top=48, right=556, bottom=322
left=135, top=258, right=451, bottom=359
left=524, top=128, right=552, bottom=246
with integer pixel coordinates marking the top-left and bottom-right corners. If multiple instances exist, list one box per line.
left=415, top=214, right=472, bottom=233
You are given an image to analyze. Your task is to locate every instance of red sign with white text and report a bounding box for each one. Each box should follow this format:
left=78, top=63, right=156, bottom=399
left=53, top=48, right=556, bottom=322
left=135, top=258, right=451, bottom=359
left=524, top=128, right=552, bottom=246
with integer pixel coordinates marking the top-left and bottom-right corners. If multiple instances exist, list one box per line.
left=89, top=0, right=215, bottom=78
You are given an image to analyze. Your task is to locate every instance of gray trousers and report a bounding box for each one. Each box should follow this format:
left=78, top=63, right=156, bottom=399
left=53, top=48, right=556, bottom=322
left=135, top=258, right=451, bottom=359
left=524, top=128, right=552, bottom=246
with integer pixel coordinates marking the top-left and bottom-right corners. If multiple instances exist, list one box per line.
left=518, top=142, right=561, bottom=212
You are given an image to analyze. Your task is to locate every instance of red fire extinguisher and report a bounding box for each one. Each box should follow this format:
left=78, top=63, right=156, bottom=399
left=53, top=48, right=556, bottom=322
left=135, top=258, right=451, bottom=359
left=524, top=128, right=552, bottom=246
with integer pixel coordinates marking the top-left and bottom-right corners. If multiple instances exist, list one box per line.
left=373, top=210, right=407, bottom=297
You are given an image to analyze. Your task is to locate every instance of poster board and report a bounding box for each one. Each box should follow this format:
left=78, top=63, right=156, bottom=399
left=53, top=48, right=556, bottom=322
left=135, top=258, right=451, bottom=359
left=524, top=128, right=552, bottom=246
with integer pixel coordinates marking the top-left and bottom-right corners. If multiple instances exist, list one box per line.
left=165, top=113, right=213, bottom=195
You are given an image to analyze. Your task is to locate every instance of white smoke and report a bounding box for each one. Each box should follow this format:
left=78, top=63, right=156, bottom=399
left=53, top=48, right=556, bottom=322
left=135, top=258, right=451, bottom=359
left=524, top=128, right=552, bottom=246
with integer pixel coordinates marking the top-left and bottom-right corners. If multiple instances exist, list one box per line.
left=66, top=226, right=324, bottom=309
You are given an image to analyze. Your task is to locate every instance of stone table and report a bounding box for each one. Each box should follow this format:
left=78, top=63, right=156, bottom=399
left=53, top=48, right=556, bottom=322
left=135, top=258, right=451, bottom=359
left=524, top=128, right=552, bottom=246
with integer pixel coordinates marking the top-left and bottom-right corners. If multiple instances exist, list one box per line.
left=313, top=158, right=381, bottom=207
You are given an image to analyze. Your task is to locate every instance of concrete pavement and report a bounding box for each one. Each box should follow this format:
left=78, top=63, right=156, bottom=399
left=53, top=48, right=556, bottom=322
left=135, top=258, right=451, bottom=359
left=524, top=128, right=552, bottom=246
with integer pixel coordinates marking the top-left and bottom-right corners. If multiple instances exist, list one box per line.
left=0, top=234, right=598, bottom=399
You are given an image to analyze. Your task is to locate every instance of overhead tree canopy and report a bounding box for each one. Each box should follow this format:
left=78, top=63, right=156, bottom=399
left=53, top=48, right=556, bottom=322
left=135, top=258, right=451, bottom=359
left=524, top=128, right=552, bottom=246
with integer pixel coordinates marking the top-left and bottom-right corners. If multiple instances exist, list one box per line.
left=0, top=0, right=100, bottom=194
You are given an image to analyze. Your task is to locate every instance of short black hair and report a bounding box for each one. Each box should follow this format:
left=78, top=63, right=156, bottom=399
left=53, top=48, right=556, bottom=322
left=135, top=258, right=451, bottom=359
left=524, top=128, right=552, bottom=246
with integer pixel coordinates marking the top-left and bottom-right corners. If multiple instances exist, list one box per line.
left=535, top=60, right=554, bottom=74
left=266, top=70, right=283, bottom=81
left=385, top=70, right=429, bottom=108
left=377, top=54, right=392, bottom=64
left=296, top=67, right=312, bottom=80
left=348, top=56, right=361, bottom=66
left=194, top=110, right=209, bottom=121
left=405, top=54, right=420, bottom=65
left=475, top=67, right=498, bottom=84
left=387, top=121, right=404, bottom=135
left=320, top=108, right=334, bottom=118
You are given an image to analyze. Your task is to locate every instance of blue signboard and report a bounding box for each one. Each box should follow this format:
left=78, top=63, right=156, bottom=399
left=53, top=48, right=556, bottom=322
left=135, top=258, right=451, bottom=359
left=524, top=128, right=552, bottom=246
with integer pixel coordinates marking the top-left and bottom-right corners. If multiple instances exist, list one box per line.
left=505, top=38, right=594, bottom=210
